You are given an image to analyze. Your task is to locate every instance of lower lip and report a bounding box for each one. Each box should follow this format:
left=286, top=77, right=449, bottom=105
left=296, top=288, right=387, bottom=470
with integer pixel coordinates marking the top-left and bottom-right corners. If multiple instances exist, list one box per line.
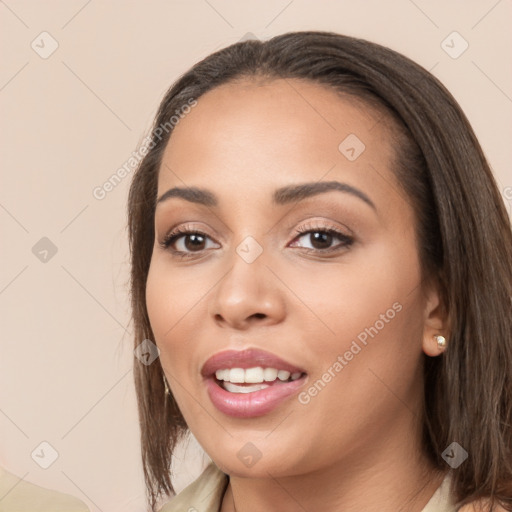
left=205, top=377, right=306, bottom=418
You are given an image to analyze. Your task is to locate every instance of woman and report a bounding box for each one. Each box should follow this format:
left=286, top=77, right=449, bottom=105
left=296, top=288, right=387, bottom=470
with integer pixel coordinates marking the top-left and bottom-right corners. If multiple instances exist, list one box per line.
left=127, top=32, right=512, bottom=511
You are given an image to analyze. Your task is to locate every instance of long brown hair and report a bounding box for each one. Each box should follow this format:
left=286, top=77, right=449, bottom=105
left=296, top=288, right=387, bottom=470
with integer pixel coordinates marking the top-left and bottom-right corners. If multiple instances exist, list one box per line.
left=127, top=31, right=512, bottom=511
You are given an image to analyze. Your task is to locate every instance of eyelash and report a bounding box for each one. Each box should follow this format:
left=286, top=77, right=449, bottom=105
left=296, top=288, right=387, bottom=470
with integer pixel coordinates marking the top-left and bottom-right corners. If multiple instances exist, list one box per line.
left=159, top=223, right=354, bottom=259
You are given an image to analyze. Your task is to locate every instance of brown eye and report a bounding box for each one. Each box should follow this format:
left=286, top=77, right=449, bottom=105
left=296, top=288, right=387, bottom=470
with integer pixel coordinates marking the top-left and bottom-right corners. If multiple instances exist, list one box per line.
left=290, top=227, right=354, bottom=253
left=161, top=228, right=220, bottom=256
left=308, top=231, right=333, bottom=250
left=182, top=233, right=207, bottom=251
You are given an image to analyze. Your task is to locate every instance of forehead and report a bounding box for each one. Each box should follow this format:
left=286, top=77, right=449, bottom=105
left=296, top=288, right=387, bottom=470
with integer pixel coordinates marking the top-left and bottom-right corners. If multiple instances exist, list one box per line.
left=158, top=78, right=399, bottom=199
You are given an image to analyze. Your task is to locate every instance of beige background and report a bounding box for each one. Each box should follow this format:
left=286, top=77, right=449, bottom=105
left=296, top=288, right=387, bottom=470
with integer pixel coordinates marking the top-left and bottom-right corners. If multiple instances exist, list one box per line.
left=1, top=1, right=511, bottom=511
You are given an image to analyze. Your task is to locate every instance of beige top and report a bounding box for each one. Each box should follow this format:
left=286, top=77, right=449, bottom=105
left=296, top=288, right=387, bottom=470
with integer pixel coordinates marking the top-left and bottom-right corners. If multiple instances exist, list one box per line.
left=0, top=466, right=90, bottom=511
left=159, top=463, right=457, bottom=512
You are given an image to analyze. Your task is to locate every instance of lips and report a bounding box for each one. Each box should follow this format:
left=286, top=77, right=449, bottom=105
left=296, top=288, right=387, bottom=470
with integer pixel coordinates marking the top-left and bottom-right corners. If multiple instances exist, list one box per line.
left=201, top=348, right=306, bottom=377
left=201, top=349, right=307, bottom=418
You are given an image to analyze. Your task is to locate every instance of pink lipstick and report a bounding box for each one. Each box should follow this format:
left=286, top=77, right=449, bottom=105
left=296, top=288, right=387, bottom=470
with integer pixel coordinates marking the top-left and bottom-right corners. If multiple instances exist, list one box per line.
left=201, top=349, right=307, bottom=418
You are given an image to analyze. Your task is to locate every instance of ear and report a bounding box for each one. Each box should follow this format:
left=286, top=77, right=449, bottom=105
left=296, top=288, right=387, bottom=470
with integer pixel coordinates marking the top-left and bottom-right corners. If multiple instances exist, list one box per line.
left=421, top=278, right=450, bottom=357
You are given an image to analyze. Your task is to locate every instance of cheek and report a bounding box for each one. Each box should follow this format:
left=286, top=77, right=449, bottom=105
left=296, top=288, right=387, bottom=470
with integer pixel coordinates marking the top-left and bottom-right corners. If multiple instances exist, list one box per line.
left=280, top=233, right=422, bottom=349
left=146, top=258, right=212, bottom=420
left=285, top=236, right=425, bottom=409
left=145, top=258, right=204, bottom=368
left=146, top=253, right=215, bottom=330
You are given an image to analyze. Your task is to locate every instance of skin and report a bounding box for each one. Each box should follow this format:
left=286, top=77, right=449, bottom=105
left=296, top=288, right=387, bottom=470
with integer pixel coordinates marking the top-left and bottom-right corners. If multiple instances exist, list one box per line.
left=146, top=78, right=450, bottom=511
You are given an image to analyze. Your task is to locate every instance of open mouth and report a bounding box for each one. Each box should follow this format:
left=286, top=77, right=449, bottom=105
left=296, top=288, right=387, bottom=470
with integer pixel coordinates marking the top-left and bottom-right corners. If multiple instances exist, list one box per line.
left=201, top=348, right=308, bottom=417
left=214, top=367, right=306, bottom=394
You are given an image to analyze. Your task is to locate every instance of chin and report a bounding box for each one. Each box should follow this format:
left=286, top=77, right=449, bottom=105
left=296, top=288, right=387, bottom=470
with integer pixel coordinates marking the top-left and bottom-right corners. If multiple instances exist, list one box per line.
left=208, top=446, right=305, bottom=480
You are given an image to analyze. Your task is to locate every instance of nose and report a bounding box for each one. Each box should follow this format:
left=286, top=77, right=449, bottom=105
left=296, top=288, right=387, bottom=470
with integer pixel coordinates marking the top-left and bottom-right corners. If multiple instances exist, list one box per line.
left=209, top=250, right=286, bottom=330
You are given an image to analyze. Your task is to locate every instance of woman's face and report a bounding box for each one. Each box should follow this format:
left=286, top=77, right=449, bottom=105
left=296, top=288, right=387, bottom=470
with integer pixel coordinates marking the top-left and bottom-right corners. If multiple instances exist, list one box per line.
left=146, top=79, right=441, bottom=478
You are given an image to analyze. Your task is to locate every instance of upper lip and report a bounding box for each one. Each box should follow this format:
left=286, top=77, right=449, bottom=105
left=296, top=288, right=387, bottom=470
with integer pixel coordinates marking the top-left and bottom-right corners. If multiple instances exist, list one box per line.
left=201, top=348, right=306, bottom=377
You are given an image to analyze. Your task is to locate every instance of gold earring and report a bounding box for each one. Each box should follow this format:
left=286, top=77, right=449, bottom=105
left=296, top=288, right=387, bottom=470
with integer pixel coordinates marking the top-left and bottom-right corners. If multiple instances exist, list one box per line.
left=163, top=375, right=171, bottom=395
left=434, top=335, right=447, bottom=351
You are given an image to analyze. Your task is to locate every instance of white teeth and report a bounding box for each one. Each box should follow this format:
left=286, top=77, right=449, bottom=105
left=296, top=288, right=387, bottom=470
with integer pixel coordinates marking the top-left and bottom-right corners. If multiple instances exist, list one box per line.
left=229, top=368, right=245, bottom=383
left=224, top=382, right=269, bottom=394
left=277, top=370, right=291, bottom=381
left=263, top=368, right=278, bottom=381
left=215, top=366, right=303, bottom=384
left=245, top=367, right=264, bottom=383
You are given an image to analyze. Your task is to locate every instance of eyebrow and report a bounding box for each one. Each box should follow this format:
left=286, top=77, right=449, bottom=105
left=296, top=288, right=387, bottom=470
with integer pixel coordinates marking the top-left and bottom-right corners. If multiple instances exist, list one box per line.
left=156, top=181, right=376, bottom=211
